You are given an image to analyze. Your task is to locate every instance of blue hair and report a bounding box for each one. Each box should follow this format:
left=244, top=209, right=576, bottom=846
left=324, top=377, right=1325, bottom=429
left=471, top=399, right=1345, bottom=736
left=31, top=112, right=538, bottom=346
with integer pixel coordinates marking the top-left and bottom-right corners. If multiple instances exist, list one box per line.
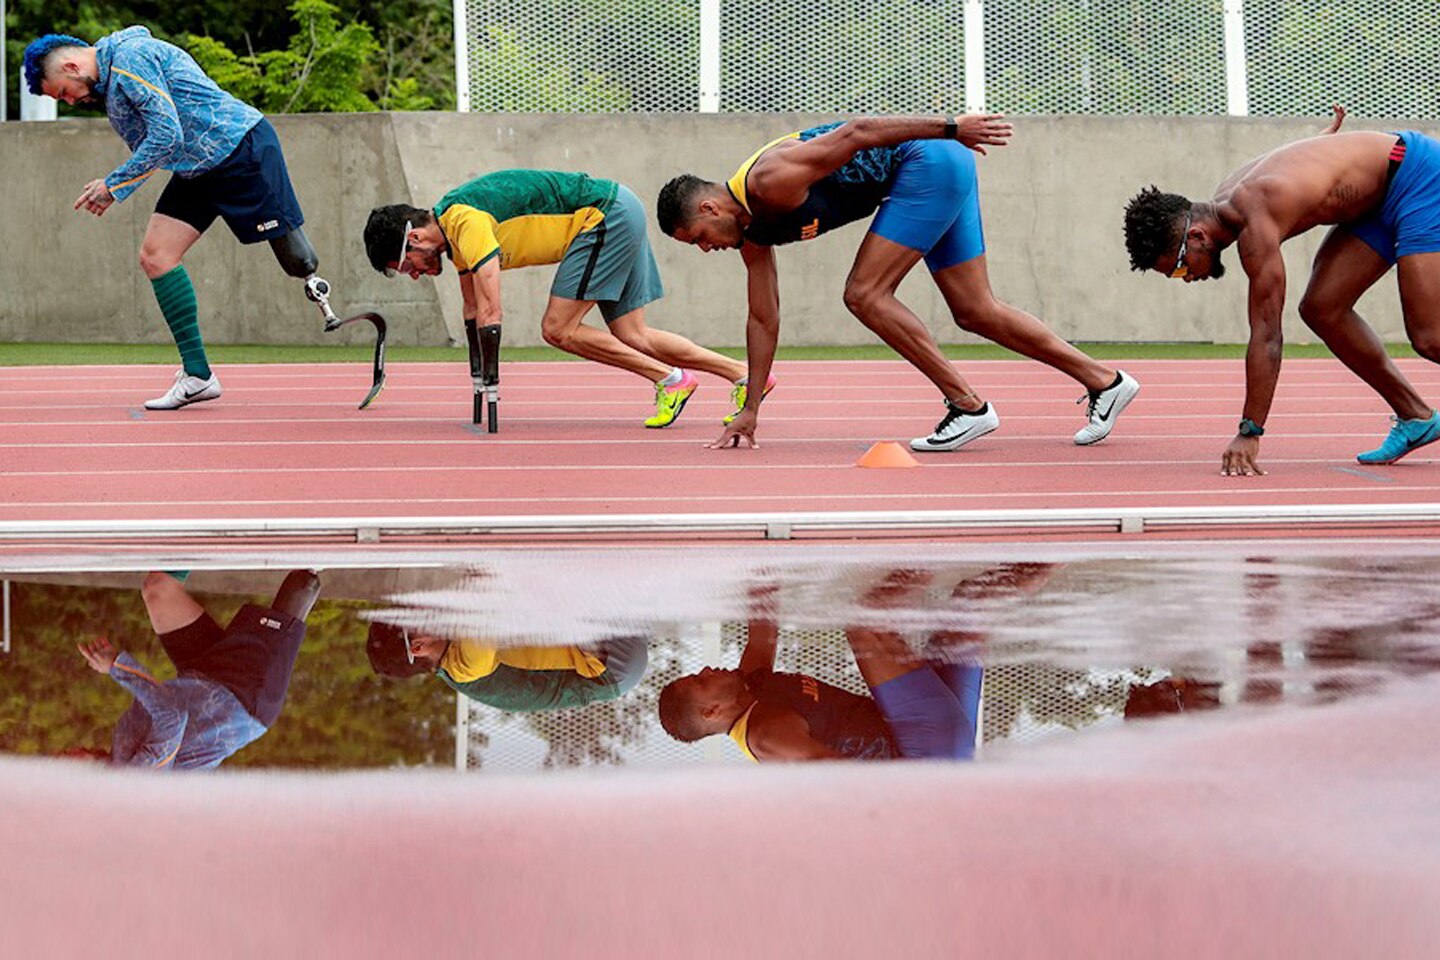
left=23, top=34, right=89, bottom=95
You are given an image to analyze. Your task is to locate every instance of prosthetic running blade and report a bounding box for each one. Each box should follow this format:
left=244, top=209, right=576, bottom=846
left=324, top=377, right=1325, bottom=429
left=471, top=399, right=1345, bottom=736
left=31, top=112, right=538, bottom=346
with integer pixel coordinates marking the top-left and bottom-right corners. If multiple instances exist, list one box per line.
left=326, top=311, right=388, bottom=410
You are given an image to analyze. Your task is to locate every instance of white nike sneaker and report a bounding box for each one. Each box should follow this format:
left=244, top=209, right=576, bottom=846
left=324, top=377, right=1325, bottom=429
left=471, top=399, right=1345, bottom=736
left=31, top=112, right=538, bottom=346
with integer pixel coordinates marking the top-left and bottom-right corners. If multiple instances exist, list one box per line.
left=144, top=370, right=222, bottom=410
left=910, top=400, right=1000, bottom=452
left=1073, top=370, right=1140, bottom=445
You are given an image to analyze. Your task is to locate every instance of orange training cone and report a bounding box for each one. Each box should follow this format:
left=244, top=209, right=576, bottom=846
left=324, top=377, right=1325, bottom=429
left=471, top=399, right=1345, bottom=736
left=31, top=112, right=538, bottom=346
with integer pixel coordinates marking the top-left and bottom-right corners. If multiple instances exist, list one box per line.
left=856, top=441, right=920, bottom=469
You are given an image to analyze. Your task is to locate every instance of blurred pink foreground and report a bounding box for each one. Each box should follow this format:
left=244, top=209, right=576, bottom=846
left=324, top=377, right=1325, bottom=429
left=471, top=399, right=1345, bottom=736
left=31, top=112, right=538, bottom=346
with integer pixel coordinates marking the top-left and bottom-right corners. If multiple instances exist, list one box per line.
left=3, top=676, right=1437, bottom=958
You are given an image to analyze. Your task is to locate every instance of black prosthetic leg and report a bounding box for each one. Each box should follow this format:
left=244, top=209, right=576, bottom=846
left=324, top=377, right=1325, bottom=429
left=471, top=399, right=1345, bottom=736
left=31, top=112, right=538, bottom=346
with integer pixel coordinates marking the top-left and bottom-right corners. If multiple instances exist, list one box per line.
left=271, top=228, right=388, bottom=409
left=270, top=569, right=322, bottom=622
left=464, top=318, right=501, bottom=433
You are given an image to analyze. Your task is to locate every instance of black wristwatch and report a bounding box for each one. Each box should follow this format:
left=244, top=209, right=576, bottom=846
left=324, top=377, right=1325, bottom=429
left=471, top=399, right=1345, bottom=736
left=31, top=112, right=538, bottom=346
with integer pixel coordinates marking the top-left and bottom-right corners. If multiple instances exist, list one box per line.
left=1238, top=418, right=1265, bottom=437
left=943, top=119, right=958, bottom=140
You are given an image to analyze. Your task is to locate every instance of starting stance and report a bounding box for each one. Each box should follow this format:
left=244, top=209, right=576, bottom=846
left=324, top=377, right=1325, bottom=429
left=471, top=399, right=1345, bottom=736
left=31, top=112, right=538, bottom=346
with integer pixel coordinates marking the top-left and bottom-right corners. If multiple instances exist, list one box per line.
left=656, top=566, right=1053, bottom=761
left=658, top=115, right=1138, bottom=451
left=24, top=29, right=371, bottom=410
left=73, top=570, right=321, bottom=768
left=366, top=623, right=648, bottom=712
left=364, top=170, right=754, bottom=428
left=1125, top=108, right=1440, bottom=474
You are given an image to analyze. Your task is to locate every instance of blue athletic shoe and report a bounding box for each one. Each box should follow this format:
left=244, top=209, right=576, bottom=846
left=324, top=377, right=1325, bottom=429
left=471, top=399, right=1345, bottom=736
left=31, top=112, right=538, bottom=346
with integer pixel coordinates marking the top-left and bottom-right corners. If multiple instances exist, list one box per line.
left=1356, top=410, right=1440, bottom=464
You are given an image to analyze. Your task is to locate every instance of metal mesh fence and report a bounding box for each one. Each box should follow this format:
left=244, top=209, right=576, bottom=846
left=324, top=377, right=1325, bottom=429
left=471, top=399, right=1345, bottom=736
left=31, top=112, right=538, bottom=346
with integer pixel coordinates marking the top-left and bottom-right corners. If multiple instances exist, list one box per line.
left=461, top=621, right=1135, bottom=771
left=719, top=0, right=966, bottom=114
left=457, top=0, right=1438, bottom=118
left=1243, top=0, right=1440, bottom=119
left=983, top=0, right=1227, bottom=116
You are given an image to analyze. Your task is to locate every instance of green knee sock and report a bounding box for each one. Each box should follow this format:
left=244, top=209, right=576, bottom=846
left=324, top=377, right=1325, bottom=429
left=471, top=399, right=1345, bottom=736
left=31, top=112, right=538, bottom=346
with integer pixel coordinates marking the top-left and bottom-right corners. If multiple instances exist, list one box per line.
left=164, top=570, right=191, bottom=583
left=151, top=265, right=211, bottom=379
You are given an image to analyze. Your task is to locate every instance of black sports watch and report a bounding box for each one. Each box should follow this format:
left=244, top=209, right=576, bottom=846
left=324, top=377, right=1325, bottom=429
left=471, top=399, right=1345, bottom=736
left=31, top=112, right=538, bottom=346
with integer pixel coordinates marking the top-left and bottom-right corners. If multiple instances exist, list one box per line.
left=1238, top=418, right=1265, bottom=437
left=943, top=119, right=958, bottom=140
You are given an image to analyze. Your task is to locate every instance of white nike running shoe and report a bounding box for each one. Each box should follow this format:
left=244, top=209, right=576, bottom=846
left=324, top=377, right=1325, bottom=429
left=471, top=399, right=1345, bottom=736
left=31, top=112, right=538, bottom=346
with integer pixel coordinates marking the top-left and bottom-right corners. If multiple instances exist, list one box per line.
left=144, top=370, right=222, bottom=410
left=910, top=400, right=1000, bottom=452
left=1073, top=370, right=1139, bottom=445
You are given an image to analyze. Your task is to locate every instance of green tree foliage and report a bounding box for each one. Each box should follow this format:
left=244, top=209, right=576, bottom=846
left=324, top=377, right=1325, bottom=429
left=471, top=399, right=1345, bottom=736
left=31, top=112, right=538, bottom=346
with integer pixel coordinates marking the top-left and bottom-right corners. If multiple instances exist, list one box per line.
left=0, top=581, right=455, bottom=768
left=184, top=1, right=381, bottom=114
left=3, top=0, right=454, bottom=116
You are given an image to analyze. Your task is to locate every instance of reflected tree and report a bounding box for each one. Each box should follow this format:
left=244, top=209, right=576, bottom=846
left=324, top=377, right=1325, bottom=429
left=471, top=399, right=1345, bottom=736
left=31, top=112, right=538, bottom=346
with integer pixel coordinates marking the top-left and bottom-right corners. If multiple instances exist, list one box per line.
left=0, top=582, right=455, bottom=768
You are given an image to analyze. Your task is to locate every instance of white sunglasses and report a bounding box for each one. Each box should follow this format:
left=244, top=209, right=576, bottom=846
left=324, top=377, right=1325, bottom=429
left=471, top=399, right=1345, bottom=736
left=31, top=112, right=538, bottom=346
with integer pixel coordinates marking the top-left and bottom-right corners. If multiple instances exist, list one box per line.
left=384, top=220, right=414, bottom=278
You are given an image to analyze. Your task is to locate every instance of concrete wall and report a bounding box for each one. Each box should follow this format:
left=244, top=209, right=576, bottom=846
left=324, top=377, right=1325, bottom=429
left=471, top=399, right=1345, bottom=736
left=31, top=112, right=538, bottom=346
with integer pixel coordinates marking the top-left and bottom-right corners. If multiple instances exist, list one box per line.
left=2, top=113, right=1434, bottom=348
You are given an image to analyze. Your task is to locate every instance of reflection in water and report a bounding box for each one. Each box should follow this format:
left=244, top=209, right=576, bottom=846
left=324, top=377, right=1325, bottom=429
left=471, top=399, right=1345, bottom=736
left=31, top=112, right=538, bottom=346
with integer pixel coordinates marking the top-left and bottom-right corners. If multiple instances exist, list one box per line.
left=657, top=567, right=1053, bottom=762
left=3, top=551, right=1440, bottom=771
left=65, top=570, right=320, bottom=769
left=366, top=623, right=648, bottom=711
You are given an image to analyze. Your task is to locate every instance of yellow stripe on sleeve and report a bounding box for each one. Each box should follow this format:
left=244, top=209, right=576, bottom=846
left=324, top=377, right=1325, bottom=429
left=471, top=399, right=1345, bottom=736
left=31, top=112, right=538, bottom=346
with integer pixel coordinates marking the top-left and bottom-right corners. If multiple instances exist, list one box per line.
left=110, top=68, right=176, bottom=105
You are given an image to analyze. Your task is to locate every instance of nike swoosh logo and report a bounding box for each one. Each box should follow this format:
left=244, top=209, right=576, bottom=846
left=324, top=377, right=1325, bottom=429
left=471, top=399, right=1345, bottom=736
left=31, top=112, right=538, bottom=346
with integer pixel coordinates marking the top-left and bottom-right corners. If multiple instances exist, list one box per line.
left=927, top=423, right=989, bottom=445
left=1094, top=397, right=1117, bottom=421
left=181, top=386, right=211, bottom=400
left=1409, top=422, right=1440, bottom=447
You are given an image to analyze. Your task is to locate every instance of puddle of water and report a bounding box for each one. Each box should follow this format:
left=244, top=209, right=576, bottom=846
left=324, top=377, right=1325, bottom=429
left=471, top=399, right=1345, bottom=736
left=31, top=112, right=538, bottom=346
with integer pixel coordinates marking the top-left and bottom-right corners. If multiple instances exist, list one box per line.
left=3, top=547, right=1436, bottom=771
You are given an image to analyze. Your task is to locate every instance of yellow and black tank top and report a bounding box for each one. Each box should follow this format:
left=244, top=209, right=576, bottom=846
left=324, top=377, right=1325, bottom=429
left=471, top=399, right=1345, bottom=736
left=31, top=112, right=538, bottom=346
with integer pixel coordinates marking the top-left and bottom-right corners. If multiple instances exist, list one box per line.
left=727, top=669, right=897, bottom=761
left=434, top=170, right=619, bottom=273
left=726, top=121, right=902, bottom=247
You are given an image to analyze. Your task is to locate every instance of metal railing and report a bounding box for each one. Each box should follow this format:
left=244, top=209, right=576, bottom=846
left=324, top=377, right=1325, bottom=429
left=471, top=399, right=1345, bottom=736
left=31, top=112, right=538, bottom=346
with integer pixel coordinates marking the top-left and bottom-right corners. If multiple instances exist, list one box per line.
left=3, top=503, right=1440, bottom=545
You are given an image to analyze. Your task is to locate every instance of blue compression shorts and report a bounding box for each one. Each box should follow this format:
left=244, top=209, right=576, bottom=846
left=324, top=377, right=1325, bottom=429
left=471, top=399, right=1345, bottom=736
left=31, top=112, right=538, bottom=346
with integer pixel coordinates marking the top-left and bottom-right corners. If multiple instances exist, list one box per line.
left=1346, top=131, right=1440, bottom=264
left=870, top=139, right=985, bottom=272
left=869, top=661, right=983, bottom=760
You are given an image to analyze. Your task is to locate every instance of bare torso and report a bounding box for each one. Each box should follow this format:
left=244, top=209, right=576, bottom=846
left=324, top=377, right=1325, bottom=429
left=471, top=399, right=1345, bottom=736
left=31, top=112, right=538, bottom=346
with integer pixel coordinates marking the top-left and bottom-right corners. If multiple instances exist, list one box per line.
left=1215, top=131, right=1397, bottom=240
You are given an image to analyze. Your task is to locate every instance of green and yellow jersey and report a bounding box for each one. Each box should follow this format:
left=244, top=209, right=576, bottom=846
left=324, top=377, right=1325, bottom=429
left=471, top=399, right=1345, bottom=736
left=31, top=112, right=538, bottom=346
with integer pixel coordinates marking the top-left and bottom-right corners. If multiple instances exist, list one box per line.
left=436, top=640, right=619, bottom=712
left=434, top=170, right=619, bottom=274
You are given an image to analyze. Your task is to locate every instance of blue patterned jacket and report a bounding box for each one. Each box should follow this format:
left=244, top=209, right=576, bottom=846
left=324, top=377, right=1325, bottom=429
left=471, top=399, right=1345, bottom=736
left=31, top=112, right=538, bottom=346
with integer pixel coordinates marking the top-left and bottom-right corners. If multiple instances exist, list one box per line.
left=92, top=26, right=262, bottom=202
left=108, top=651, right=266, bottom=769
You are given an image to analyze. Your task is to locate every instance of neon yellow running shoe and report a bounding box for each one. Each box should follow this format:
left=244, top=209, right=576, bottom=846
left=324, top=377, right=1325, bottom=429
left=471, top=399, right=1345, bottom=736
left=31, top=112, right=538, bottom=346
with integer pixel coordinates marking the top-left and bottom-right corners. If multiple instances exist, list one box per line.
left=645, top=370, right=699, bottom=428
left=724, top=374, right=777, bottom=424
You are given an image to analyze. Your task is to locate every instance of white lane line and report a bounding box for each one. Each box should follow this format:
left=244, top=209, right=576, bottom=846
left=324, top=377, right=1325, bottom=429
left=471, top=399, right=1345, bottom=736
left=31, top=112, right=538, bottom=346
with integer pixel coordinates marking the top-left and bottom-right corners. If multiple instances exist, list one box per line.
left=2, top=487, right=1437, bottom=510
left=0, top=390, right=1427, bottom=410
left=0, top=431, right=1427, bottom=449
left=0, top=408, right=1416, bottom=428
left=7, top=457, right=1434, bottom=477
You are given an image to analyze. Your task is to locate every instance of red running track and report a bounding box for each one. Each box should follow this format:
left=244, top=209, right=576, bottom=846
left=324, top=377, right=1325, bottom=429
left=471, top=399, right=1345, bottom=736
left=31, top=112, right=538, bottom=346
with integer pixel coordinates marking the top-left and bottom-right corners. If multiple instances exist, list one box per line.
left=3, top=358, right=1440, bottom=524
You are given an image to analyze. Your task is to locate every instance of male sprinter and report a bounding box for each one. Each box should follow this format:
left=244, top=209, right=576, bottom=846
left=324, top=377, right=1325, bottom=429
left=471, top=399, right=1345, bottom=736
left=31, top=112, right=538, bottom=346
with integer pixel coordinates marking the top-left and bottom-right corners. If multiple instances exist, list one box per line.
left=658, top=115, right=1139, bottom=451
left=72, top=570, right=321, bottom=768
left=1124, top=109, right=1440, bottom=474
left=25, top=29, right=367, bottom=410
left=656, top=565, right=1052, bottom=761
left=365, top=623, right=648, bottom=712
left=364, top=171, right=755, bottom=428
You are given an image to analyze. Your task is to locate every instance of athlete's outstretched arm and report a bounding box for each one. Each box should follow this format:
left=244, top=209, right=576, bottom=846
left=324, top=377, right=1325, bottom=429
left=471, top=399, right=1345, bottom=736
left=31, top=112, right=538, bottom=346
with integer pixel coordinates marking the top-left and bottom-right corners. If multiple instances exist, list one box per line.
left=738, top=623, right=778, bottom=677
left=464, top=257, right=503, bottom=328
left=749, top=115, right=1012, bottom=209
left=710, top=241, right=781, bottom=450
left=1226, top=207, right=1287, bottom=477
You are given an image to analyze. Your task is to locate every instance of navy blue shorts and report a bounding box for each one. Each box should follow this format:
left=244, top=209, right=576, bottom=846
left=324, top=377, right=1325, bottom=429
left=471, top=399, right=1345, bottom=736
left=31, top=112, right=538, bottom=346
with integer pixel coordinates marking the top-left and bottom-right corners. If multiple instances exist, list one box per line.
left=154, top=118, right=305, bottom=244
left=159, top=602, right=307, bottom=727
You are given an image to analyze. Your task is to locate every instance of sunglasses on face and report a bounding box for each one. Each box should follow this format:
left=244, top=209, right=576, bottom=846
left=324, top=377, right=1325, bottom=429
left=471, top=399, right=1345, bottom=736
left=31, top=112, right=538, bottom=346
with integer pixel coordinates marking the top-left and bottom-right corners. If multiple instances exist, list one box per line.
left=1169, top=212, right=1192, bottom=278
left=384, top=220, right=414, bottom=278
